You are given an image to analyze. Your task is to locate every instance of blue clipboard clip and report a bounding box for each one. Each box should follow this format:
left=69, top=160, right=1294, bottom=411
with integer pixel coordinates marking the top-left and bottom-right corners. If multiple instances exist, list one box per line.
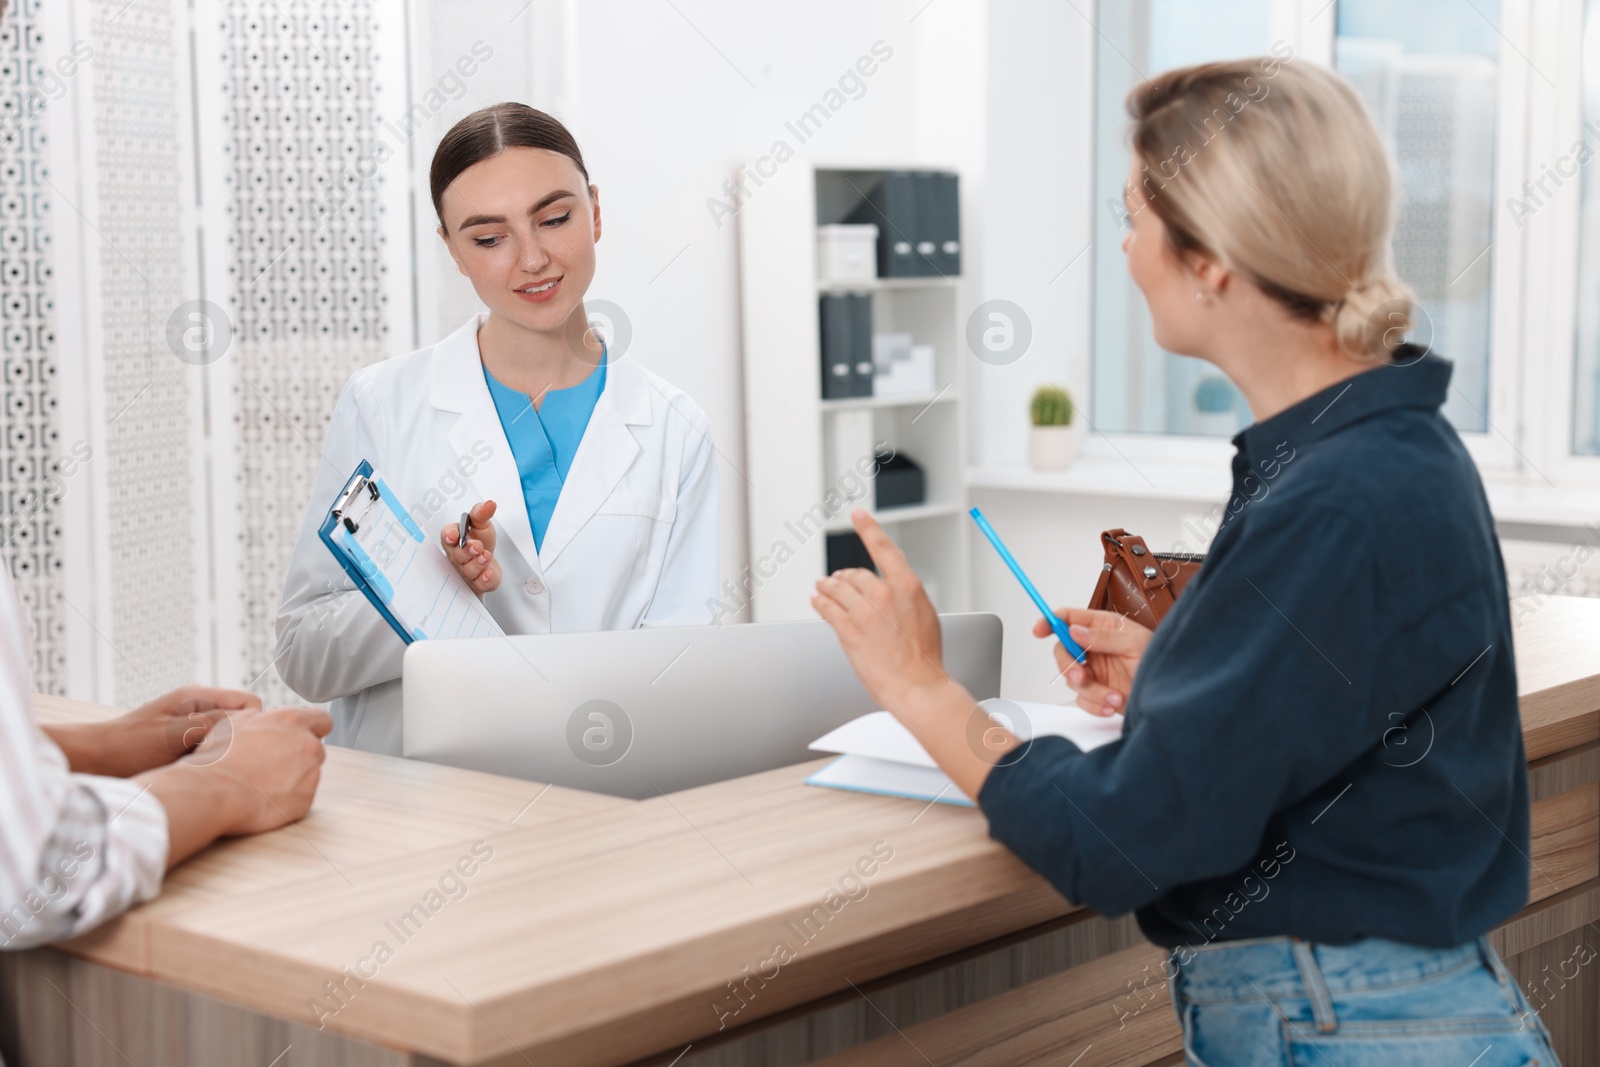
left=318, top=461, right=414, bottom=645
left=968, top=506, right=1088, bottom=664
left=331, top=465, right=380, bottom=533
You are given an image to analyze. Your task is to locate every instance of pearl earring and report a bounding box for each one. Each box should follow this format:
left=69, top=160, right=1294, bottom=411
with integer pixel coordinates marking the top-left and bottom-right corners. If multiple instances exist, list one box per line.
left=1195, top=291, right=1205, bottom=302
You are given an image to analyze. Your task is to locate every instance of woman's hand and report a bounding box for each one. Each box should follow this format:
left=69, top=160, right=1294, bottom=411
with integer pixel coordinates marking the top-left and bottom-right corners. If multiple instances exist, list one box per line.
left=42, top=685, right=262, bottom=778
left=1036, top=608, right=1152, bottom=716
left=444, top=500, right=502, bottom=594
left=814, top=510, right=1010, bottom=800
left=811, top=510, right=951, bottom=710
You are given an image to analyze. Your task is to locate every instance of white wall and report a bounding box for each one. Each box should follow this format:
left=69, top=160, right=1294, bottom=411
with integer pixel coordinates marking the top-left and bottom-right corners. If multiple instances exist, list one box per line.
left=974, top=0, right=1093, bottom=471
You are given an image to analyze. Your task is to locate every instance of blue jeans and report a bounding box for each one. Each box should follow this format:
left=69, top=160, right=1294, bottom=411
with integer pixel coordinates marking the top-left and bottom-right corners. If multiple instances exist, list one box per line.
left=1170, top=934, right=1562, bottom=1066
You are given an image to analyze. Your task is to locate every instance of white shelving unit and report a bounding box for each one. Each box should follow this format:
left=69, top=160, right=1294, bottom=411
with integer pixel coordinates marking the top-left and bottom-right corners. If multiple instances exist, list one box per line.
left=737, top=161, right=972, bottom=621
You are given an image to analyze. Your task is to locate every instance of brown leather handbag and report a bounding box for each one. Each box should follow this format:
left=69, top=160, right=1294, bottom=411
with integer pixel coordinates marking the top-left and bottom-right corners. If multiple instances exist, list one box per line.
left=1087, top=528, right=1205, bottom=630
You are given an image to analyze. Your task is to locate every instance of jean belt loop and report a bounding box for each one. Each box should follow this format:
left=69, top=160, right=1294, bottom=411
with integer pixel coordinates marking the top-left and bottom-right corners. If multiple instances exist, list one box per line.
left=1477, top=935, right=1540, bottom=1028
left=1476, top=935, right=1518, bottom=998
left=1291, top=938, right=1337, bottom=1033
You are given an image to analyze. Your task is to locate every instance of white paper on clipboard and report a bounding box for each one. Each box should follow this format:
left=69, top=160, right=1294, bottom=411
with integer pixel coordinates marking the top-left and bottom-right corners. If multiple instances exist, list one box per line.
left=324, top=467, right=505, bottom=643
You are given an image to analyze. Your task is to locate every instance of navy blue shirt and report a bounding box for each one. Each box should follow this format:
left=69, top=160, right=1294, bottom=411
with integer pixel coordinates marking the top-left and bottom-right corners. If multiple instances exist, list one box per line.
left=978, top=350, right=1528, bottom=949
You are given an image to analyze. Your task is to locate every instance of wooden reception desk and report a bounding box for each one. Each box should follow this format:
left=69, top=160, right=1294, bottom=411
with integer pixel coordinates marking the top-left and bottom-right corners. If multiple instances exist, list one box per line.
left=5, top=596, right=1600, bottom=1067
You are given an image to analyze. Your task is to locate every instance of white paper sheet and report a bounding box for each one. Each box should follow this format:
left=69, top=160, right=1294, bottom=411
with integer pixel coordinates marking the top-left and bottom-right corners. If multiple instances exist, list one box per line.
left=805, top=699, right=1124, bottom=805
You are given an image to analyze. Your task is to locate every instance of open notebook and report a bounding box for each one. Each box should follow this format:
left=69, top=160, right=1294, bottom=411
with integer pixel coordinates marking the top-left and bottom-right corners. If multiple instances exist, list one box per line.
left=806, top=699, right=1123, bottom=807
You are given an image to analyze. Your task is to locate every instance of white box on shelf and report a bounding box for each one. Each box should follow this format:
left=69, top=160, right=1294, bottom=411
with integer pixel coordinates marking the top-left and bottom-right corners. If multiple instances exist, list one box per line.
left=816, top=224, right=879, bottom=285
left=875, top=362, right=919, bottom=398
left=872, top=331, right=913, bottom=374
left=872, top=332, right=937, bottom=397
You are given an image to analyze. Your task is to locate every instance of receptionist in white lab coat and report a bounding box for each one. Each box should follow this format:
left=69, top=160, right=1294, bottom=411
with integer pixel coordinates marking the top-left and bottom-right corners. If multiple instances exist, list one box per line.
left=275, top=103, right=719, bottom=754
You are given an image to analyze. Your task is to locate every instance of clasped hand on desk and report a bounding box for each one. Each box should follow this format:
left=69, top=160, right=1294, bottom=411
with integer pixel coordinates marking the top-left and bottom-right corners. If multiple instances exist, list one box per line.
left=42, top=684, right=333, bottom=869
left=44, top=685, right=256, bottom=777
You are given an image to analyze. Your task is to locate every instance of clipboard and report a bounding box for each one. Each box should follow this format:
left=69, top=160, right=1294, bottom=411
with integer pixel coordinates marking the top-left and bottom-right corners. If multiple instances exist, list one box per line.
left=318, top=461, right=505, bottom=645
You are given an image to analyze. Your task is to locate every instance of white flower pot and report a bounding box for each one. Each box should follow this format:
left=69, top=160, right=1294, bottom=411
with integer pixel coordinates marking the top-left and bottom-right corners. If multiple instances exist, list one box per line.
left=1190, top=410, right=1239, bottom=437
left=1028, top=425, right=1076, bottom=470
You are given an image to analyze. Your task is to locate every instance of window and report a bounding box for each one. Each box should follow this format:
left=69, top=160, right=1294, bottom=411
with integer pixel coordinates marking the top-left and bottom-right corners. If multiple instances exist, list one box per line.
left=1572, top=0, right=1600, bottom=455
left=1335, top=0, right=1501, bottom=433
left=1089, top=0, right=1503, bottom=439
left=1090, top=0, right=1270, bottom=437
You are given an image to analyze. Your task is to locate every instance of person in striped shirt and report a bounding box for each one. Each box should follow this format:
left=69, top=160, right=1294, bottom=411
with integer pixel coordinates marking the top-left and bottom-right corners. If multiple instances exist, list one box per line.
left=0, top=0, right=335, bottom=961
left=0, top=558, right=332, bottom=949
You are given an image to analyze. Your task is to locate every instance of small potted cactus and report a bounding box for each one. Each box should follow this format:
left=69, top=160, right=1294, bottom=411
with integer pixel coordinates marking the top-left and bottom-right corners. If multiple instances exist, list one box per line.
left=1028, top=384, right=1076, bottom=470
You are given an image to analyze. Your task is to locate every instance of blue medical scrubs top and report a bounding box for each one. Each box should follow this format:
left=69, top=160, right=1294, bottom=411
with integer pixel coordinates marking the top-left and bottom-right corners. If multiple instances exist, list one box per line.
left=481, top=353, right=607, bottom=552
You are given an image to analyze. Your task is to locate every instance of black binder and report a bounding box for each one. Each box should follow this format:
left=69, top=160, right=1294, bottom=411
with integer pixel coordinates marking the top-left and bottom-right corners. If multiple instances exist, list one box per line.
left=849, top=293, right=874, bottom=397
left=912, top=173, right=942, bottom=276
left=846, top=171, right=921, bottom=278
left=933, top=172, right=961, bottom=276
left=819, top=294, right=855, bottom=400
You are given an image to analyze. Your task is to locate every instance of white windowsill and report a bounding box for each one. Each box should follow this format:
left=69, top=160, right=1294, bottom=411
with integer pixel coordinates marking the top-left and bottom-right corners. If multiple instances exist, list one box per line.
left=1481, top=482, right=1600, bottom=530
left=968, top=461, right=1600, bottom=531
left=967, top=459, right=1229, bottom=504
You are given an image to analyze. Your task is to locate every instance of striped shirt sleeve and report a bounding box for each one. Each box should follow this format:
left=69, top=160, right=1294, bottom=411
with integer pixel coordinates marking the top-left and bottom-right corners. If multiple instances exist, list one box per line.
left=0, top=572, right=169, bottom=950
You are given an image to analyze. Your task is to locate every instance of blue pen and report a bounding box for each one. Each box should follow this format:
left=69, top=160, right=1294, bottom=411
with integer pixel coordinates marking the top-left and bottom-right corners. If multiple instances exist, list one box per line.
left=969, top=507, right=1087, bottom=663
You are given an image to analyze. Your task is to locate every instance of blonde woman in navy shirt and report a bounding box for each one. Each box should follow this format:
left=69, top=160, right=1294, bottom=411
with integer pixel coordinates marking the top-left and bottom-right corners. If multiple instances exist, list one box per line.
left=815, top=58, right=1559, bottom=1066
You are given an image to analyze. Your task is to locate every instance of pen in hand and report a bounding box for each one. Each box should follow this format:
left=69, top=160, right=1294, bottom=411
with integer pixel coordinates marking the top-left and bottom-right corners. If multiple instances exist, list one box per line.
left=445, top=501, right=502, bottom=594
left=969, top=507, right=1088, bottom=663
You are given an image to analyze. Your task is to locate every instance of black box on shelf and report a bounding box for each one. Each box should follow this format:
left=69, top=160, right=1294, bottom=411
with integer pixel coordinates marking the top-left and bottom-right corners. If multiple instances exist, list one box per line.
left=825, top=531, right=876, bottom=575
left=874, top=453, right=925, bottom=510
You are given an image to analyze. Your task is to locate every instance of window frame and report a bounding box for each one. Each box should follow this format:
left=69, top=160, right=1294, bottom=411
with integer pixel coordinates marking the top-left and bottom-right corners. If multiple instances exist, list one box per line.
left=1526, top=0, right=1600, bottom=489
left=1079, top=0, right=1553, bottom=489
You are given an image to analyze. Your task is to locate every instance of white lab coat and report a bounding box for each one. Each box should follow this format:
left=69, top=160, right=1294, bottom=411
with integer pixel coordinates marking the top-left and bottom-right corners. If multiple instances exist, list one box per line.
left=274, top=313, right=719, bottom=754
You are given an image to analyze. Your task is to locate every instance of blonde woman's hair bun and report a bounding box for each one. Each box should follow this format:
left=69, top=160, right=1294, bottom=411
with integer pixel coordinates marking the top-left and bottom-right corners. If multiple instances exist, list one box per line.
left=1331, top=275, right=1419, bottom=361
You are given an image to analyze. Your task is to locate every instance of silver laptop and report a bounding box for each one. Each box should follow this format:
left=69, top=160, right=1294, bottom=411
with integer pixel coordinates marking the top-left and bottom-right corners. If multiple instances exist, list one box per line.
left=401, top=613, right=1002, bottom=798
